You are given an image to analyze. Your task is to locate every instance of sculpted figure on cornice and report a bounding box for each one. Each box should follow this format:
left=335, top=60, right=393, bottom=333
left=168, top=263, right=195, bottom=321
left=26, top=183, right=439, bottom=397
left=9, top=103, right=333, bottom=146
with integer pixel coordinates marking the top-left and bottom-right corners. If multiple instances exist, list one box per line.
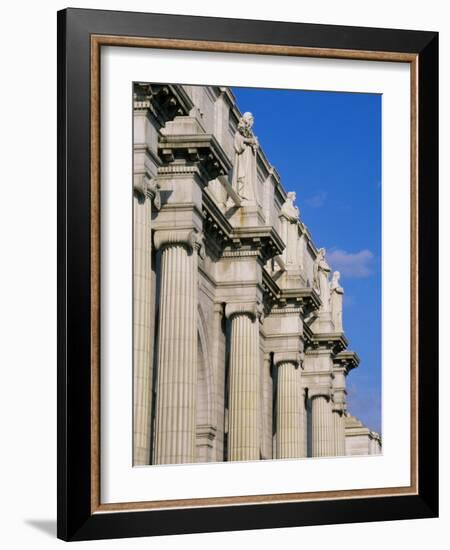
left=313, top=247, right=331, bottom=311
left=330, top=270, right=344, bottom=331
left=330, top=270, right=343, bottom=293
left=280, top=191, right=300, bottom=223
left=232, top=112, right=259, bottom=203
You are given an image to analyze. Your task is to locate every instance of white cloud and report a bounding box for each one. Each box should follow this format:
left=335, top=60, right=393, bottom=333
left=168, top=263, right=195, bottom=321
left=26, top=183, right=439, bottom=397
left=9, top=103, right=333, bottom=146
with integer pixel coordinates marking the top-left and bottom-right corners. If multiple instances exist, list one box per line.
left=305, top=190, right=327, bottom=208
left=327, top=248, right=374, bottom=278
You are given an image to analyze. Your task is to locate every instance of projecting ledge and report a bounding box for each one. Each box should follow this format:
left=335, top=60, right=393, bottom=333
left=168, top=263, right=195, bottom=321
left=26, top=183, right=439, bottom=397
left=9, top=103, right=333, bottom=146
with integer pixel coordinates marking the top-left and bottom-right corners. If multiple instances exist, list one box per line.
left=280, top=287, right=321, bottom=313
left=158, top=132, right=232, bottom=181
left=334, top=350, right=360, bottom=373
left=308, top=332, right=349, bottom=354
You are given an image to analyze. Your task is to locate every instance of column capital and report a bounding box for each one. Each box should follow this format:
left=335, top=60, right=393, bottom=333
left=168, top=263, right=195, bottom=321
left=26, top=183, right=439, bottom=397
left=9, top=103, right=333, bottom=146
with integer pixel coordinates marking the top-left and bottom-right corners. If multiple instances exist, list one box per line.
left=225, top=301, right=258, bottom=321
left=213, top=302, right=225, bottom=315
left=332, top=403, right=346, bottom=414
left=154, top=229, right=198, bottom=252
left=308, top=386, right=332, bottom=400
left=273, top=351, right=302, bottom=368
left=134, top=175, right=161, bottom=209
left=331, top=391, right=347, bottom=413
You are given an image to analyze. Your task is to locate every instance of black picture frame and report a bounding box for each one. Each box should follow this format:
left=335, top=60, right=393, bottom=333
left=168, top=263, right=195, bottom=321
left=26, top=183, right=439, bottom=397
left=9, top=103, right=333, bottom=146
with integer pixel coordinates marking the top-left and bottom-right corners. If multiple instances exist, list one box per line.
left=57, top=7, right=438, bottom=541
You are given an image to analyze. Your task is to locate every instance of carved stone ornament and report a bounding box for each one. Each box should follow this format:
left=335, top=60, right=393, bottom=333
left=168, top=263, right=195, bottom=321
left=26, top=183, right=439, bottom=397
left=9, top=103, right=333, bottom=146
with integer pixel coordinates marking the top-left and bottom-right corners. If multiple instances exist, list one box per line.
left=308, top=385, right=332, bottom=400
left=280, top=191, right=300, bottom=222
left=133, top=175, right=161, bottom=209
left=330, top=270, right=344, bottom=293
left=313, top=247, right=331, bottom=305
left=273, top=351, right=301, bottom=368
left=153, top=229, right=197, bottom=252
left=195, top=232, right=206, bottom=260
left=232, top=112, right=259, bottom=202
left=330, top=270, right=344, bottom=331
left=224, top=301, right=258, bottom=320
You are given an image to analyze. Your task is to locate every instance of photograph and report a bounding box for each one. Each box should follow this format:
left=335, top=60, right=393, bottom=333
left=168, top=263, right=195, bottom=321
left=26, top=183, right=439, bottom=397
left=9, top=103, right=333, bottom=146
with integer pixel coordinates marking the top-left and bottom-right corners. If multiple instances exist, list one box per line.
left=132, top=82, right=382, bottom=466
left=54, top=7, right=438, bottom=540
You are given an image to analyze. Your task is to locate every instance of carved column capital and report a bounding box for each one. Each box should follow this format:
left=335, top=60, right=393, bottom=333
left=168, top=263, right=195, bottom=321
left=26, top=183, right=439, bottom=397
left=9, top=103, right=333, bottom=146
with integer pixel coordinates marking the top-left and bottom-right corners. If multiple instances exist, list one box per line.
left=308, top=386, right=332, bottom=401
left=225, top=302, right=258, bottom=321
left=256, top=302, right=265, bottom=324
left=194, top=232, right=206, bottom=259
left=273, top=351, right=301, bottom=368
left=154, top=229, right=197, bottom=252
left=133, top=175, right=161, bottom=209
left=213, top=302, right=225, bottom=316
left=332, top=401, right=346, bottom=414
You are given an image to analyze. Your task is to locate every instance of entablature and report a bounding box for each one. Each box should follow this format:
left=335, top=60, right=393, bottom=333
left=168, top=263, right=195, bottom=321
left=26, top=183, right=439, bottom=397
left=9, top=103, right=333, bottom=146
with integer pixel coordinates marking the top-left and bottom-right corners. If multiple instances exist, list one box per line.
left=225, top=225, right=284, bottom=264
left=262, top=268, right=281, bottom=307
left=306, top=332, right=348, bottom=354
left=134, top=83, right=194, bottom=123
left=334, top=350, right=360, bottom=374
left=158, top=133, right=232, bottom=181
left=202, top=189, right=233, bottom=256
left=279, top=287, right=321, bottom=315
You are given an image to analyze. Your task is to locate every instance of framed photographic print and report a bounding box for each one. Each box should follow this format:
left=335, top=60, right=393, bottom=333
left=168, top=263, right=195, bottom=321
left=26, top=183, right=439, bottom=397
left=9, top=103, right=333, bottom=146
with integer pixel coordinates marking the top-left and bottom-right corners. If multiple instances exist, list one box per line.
left=57, top=8, right=438, bottom=541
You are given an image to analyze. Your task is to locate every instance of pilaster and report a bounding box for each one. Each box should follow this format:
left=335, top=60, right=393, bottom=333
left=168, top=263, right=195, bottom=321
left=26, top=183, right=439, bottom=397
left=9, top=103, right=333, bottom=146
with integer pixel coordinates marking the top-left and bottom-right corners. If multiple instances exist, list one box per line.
left=133, top=175, right=160, bottom=465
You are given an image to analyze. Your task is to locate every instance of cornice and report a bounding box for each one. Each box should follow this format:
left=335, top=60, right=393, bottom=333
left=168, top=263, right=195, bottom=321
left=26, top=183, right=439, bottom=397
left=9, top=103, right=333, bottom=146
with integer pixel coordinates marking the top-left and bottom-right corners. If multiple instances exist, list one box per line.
left=226, top=225, right=284, bottom=264
left=334, top=350, right=360, bottom=373
left=279, top=287, right=321, bottom=314
left=202, top=189, right=233, bottom=254
left=158, top=133, right=232, bottom=181
left=133, top=83, right=194, bottom=124
left=269, top=305, right=303, bottom=316
left=306, top=332, right=348, bottom=354
left=262, top=267, right=281, bottom=301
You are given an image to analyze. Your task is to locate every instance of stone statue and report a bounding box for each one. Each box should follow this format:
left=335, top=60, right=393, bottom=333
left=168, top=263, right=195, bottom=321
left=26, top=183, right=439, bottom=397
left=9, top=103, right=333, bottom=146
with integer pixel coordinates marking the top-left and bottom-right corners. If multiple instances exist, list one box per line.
left=280, top=191, right=300, bottom=222
left=313, top=248, right=331, bottom=310
left=330, top=270, right=342, bottom=291
left=232, top=112, right=259, bottom=203
left=280, top=191, right=300, bottom=265
left=330, top=270, right=344, bottom=331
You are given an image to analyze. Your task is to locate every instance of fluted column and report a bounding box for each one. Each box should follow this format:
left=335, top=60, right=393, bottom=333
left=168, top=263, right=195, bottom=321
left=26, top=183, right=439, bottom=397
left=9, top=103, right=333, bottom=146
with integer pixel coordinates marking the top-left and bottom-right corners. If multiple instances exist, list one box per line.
left=226, top=303, right=260, bottom=462
left=310, top=388, right=334, bottom=457
left=261, top=353, right=273, bottom=459
left=332, top=364, right=348, bottom=457
left=153, top=229, right=199, bottom=464
left=332, top=409, right=346, bottom=456
left=274, top=353, right=304, bottom=459
left=133, top=176, right=160, bottom=465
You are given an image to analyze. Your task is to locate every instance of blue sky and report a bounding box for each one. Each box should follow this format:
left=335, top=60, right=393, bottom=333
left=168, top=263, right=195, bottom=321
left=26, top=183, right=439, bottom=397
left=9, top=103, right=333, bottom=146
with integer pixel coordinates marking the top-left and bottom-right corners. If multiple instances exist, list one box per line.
left=232, top=87, right=382, bottom=434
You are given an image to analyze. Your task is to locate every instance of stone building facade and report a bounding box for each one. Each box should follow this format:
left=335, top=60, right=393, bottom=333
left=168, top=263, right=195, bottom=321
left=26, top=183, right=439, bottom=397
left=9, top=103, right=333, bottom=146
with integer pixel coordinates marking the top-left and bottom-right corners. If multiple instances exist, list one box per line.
left=132, top=83, right=381, bottom=466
